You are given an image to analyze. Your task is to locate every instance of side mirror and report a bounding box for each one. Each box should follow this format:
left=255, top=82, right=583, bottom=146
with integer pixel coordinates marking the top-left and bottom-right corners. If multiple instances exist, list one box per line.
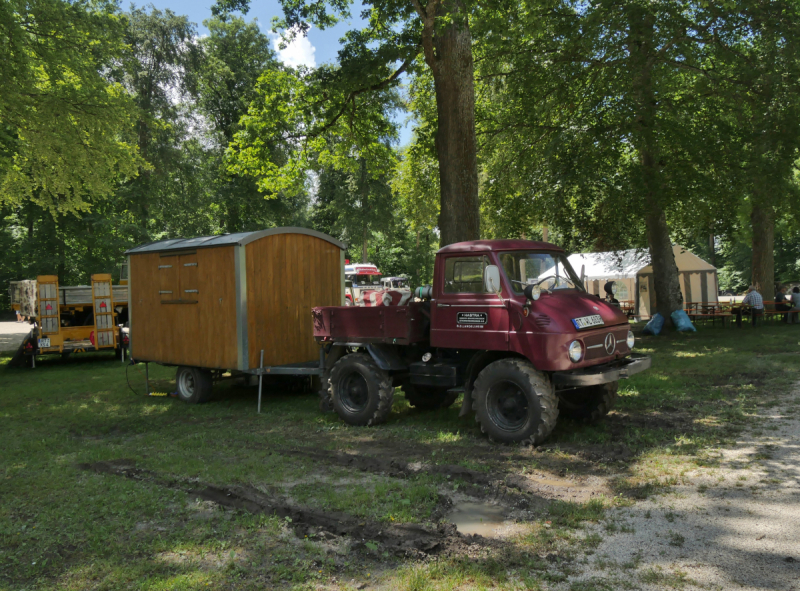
left=484, top=265, right=502, bottom=294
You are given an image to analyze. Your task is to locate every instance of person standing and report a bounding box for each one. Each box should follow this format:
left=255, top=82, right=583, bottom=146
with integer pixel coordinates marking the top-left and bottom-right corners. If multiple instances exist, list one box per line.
left=741, top=285, right=765, bottom=327
left=789, top=287, right=800, bottom=324
left=776, top=285, right=792, bottom=322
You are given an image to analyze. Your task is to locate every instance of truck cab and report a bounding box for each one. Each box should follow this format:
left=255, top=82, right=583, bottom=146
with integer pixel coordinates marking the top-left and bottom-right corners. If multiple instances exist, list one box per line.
left=313, top=240, right=650, bottom=445
left=344, top=263, right=382, bottom=306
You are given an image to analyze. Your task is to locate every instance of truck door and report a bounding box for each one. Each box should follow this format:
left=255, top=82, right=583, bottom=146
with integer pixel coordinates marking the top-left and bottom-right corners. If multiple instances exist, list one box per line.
left=431, top=254, right=510, bottom=350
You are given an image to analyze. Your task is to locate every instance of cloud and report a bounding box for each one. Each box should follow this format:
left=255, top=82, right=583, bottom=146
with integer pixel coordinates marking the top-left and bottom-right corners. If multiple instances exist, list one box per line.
left=272, top=26, right=316, bottom=68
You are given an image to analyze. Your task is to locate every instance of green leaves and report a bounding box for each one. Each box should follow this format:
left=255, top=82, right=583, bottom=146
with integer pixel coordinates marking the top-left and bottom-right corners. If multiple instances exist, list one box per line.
left=0, top=0, right=143, bottom=214
left=228, top=63, right=401, bottom=197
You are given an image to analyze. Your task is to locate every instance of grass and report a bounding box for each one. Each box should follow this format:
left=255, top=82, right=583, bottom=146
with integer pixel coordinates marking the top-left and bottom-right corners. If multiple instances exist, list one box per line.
left=1, top=322, right=799, bottom=589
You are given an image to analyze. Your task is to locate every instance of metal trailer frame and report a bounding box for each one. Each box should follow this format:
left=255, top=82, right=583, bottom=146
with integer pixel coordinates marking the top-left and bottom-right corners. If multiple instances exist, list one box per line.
left=139, top=347, right=326, bottom=414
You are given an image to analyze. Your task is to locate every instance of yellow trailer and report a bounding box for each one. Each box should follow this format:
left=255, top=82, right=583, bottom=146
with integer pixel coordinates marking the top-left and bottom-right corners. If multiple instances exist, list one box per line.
left=10, top=274, right=129, bottom=367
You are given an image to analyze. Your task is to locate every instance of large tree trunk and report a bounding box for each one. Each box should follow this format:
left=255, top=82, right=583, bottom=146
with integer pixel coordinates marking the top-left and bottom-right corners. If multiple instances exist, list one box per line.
left=629, top=6, right=684, bottom=322
left=645, top=201, right=683, bottom=318
left=750, top=203, right=774, bottom=294
left=414, top=0, right=480, bottom=246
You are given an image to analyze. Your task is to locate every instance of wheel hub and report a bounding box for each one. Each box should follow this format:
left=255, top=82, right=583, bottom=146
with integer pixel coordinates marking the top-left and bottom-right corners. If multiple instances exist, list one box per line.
left=180, top=371, right=195, bottom=396
left=487, top=381, right=529, bottom=432
left=339, top=371, right=369, bottom=413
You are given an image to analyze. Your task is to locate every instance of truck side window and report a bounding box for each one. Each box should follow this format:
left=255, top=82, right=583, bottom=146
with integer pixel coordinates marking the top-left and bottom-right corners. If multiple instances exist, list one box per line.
left=443, top=256, right=491, bottom=293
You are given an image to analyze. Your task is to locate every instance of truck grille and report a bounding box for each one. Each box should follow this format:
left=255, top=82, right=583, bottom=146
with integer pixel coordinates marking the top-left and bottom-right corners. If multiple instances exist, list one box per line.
left=583, top=327, right=630, bottom=360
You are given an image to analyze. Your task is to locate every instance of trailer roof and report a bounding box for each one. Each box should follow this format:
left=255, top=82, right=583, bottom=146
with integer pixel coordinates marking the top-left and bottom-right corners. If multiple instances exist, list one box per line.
left=437, top=239, right=565, bottom=254
left=125, top=227, right=347, bottom=255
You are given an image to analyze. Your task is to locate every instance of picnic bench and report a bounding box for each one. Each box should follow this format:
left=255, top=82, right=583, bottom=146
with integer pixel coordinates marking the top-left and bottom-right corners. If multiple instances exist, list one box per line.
left=684, top=304, right=734, bottom=327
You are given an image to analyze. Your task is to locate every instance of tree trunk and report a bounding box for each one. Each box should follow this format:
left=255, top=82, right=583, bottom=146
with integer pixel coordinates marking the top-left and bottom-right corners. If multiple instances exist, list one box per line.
left=629, top=6, right=683, bottom=322
left=55, top=218, right=65, bottom=284
left=362, top=226, right=368, bottom=263
left=645, top=201, right=683, bottom=317
left=708, top=233, right=715, bottom=268
left=414, top=0, right=480, bottom=246
left=750, top=203, right=774, bottom=294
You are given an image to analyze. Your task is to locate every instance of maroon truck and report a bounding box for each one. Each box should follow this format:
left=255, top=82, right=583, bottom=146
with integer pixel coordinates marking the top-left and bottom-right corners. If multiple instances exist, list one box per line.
left=313, top=240, right=650, bottom=445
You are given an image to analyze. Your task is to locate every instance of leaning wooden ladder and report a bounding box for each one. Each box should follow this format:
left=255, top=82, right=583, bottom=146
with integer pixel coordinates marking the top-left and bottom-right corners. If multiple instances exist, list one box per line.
left=91, top=274, right=117, bottom=351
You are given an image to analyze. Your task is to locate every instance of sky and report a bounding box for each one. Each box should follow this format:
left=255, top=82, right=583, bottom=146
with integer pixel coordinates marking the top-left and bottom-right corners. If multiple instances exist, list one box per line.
left=139, top=0, right=413, bottom=145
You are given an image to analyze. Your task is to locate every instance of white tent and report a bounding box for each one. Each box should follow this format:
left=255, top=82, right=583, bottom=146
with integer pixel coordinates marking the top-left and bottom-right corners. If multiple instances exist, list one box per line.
left=567, top=245, right=718, bottom=318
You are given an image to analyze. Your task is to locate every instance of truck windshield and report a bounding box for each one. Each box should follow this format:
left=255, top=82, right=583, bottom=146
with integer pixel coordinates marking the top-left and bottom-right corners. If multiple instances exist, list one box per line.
left=498, top=251, right=585, bottom=294
left=349, top=274, right=381, bottom=286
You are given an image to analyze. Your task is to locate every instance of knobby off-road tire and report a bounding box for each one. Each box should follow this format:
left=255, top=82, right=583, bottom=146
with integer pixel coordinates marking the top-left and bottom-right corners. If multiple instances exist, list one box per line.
left=175, top=366, right=213, bottom=404
left=472, top=358, right=558, bottom=445
left=557, top=382, right=618, bottom=422
left=329, top=353, right=394, bottom=426
left=403, top=382, right=458, bottom=410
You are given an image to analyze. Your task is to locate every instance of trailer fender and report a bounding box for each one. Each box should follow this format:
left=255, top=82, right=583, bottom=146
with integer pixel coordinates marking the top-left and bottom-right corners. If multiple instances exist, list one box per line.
left=365, top=343, right=407, bottom=371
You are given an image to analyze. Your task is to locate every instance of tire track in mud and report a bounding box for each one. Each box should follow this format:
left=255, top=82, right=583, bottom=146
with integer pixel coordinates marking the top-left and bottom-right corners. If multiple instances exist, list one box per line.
left=282, top=447, right=609, bottom=505
left=78, top=459, right=485, bottom=556
left=282, top=448, right=494, bottom=485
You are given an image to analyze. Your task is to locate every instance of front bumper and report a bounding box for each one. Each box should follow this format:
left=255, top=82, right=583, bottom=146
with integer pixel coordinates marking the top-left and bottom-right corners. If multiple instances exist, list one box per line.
left=552, top=354, right=651, bottom=387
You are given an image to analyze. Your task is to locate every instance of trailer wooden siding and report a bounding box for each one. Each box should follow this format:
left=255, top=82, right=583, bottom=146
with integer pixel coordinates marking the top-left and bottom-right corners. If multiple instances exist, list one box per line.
left=126, top=228, right=346, bottom=373
left=245, top=232, right=342, bottom=368
left=129, top=247, right=238, bottom=369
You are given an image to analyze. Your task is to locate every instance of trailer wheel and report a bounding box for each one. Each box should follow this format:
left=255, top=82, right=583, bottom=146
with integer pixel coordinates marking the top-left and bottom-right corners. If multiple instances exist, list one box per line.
left=403, top=382, right=458, bottom=410
left=330, top=353, right=394, bottom=426
left=472, top=359, right=558, bottom=445
left=175, top=366, right=213, bottom=404
left=557, top=382, right=618, bottom=422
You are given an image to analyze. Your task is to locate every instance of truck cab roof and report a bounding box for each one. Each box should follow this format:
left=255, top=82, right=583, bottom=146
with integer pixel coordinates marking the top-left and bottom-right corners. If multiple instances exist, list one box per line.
left=437, top=240, right=564, bottom=254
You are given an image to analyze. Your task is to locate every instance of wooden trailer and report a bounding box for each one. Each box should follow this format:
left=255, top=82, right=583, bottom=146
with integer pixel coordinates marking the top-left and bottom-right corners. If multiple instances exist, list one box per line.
left=125, top=228, right=346, bottom=403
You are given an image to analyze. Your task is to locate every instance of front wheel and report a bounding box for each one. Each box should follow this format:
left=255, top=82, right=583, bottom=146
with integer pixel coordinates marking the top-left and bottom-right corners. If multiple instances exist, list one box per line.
left=175, top=366, right=213, bottom=404
left=329, top=353, right=394, bottom=426
left=557, top=382, right=618, bottom=422
left=472, top=359, right=558, bottom=445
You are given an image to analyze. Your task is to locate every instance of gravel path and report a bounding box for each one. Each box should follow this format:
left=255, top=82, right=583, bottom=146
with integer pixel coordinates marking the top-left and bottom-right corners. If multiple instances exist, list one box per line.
left=561, top=401, right=800, bottom=590
left=0, top=321, right=32, bottom=352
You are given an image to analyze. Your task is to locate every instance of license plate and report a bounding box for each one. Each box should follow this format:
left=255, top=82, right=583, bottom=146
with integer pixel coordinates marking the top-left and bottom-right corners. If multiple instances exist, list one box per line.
left=38, top=338, right=51, bottom=348
left=572, top=315, right=604, bottom=330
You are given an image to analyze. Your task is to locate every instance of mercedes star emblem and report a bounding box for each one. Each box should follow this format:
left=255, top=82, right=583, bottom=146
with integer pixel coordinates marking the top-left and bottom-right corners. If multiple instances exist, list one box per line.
left=604, top=332, right=616, bottom=355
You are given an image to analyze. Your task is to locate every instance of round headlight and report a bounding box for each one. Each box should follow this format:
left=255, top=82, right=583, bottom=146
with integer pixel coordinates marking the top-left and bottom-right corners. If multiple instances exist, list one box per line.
left=531, top=284, right=541, bottom=301
left=627, top=330, right=635, bottom=349
left=568, top=340, right=583, bottom=362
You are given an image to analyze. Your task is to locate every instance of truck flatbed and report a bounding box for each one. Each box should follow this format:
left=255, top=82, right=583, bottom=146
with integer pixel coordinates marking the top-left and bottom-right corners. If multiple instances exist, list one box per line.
left=313, top=303, right=428, bottom=345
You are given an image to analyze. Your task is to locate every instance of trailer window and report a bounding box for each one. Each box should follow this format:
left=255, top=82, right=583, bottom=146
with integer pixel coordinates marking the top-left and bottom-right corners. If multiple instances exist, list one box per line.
left=443, top=256, right=491, bottom=294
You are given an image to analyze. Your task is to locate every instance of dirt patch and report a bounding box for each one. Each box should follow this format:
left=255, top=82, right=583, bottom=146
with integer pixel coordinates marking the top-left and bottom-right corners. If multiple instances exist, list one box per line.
left=284, top=447, right=494, bottom=485
left=78, top=459, right=483, bottom=557
left=284, top=446, right=610, bottom=506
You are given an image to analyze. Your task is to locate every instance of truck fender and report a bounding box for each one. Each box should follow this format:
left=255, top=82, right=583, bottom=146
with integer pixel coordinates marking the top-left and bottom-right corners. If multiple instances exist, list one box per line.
left=458, top=351, right=527, bottom=417
left=365, top=343, right=407, bottom=371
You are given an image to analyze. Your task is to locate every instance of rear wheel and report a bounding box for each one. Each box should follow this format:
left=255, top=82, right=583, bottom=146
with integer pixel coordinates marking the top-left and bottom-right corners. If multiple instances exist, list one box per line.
left=403, top=382, right=458, bottom=410
left=175, top=366, right=213, bottom=404
left=472, top=359, right=558, bottom=445
left=557, top=382, right=618, bottom=422
left=330, top=353, right=394, bottom=426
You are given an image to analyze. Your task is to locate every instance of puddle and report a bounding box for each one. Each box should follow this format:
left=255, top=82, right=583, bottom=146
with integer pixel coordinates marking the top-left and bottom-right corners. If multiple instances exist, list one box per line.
left=529, top=477, right=573, bottom=488
left=447, top=501, right=506, bottom=537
